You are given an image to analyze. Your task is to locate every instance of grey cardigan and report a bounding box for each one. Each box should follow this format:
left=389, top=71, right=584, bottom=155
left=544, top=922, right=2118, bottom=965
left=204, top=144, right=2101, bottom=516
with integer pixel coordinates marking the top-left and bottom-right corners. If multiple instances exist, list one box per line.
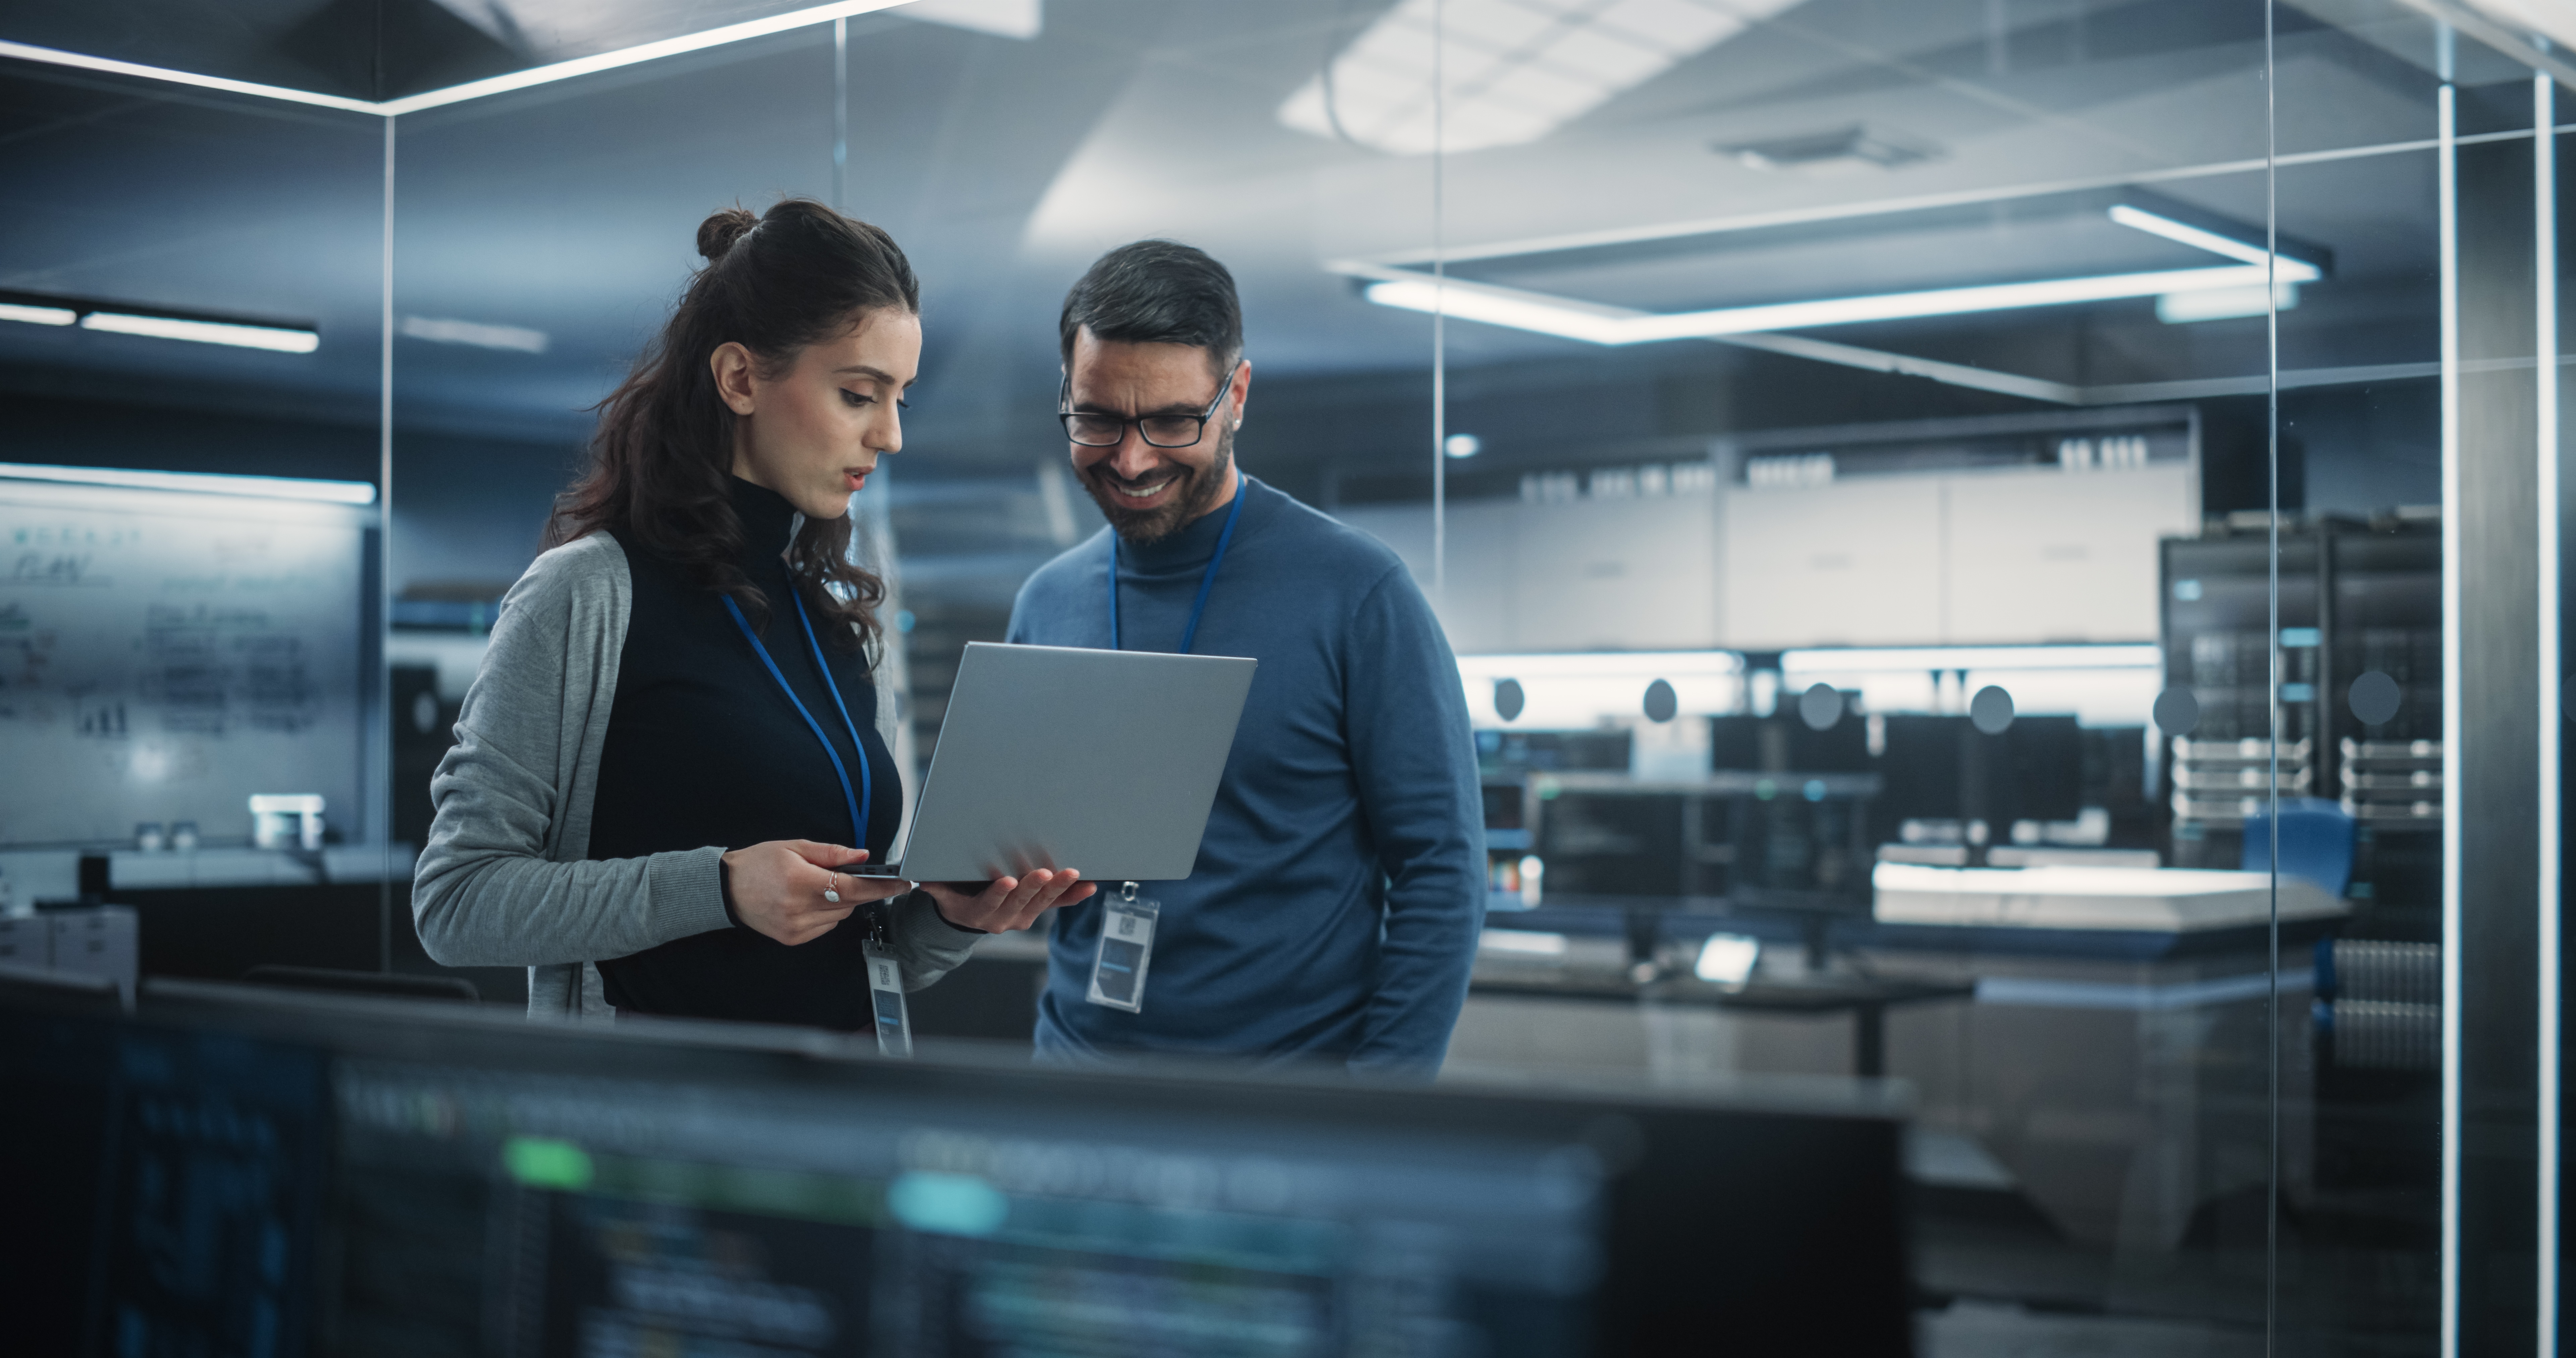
left=411, top=532, right=978, bottom=1020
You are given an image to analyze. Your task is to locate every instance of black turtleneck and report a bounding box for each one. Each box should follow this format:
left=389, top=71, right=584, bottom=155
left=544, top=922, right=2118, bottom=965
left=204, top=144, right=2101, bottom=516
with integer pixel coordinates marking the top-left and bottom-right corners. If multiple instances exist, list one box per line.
left=589, top=477, right=902, bottom=1030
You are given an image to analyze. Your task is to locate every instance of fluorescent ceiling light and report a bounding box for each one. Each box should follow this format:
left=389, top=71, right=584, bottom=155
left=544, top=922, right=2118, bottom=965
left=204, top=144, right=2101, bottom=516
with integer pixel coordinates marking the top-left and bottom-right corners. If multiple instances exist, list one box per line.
left=399, top=315, right=548, bottom=353
left=0, top=302, right=78, bottom=327
left=2157, top=282, right=2298, bottom=324
left=2108, top=204, right=2289, bottom=268
left=1780, top=644, right=2160, bottom=672
left=0, top=462, right=377, bottom=505
left=1358, top=199, right=2322, bottom=343
left=79, top=311, right=318, bottom=353
left=1280, top=0, right=1805, bottom=156
left=1368, top=264, right=2296, bottom=342
left=1364, top=276, right=1635, bottom=342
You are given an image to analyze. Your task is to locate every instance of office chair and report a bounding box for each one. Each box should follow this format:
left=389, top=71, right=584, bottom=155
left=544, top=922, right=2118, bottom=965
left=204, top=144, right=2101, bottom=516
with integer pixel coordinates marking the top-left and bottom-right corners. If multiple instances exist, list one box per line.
left=2240, top=796, right=2356, bottom=900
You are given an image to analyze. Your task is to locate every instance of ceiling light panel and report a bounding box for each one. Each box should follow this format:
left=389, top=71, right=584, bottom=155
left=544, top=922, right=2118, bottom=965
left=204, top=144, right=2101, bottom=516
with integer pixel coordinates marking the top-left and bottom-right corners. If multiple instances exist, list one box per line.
left=1354, top=193, right=2323, bottom=343
left=0, top=303, right=77, bottom=327
left=399, top=316, right=550, bottom=353
left=1366, top=262, right=2300, bottom=343
left=0, top=462, right=376, bottom=506
left=2157, top=283, right=2299, bottom=324
left=1280, top=0, right=1804, bottom=156
left=78, top=312, right=319, bottom=353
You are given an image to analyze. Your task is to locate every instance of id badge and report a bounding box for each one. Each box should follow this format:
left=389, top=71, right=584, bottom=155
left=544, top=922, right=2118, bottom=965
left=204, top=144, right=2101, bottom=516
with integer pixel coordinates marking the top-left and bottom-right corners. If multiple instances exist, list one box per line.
left=860, top=939, right=912, bottom=1058
left=1085, top=883, right=1159, bottom=1013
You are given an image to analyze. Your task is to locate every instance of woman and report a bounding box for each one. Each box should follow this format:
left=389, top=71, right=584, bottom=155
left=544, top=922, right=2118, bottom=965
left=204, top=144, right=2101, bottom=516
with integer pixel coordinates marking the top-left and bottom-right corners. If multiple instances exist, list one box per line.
left=414, top=198, right=1090, bottom=1027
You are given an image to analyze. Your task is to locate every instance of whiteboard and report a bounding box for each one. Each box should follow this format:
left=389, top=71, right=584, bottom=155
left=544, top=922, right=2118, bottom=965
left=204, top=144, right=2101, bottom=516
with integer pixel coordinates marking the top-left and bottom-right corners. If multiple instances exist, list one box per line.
left=0, top=478, right=372, bottom=849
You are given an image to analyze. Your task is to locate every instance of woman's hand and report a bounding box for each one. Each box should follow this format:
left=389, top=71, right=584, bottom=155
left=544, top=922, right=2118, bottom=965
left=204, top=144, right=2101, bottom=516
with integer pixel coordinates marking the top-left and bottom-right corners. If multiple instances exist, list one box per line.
left=923, top=869, right=1096, bottom=934
left=721, top=842, right=910, bottom=947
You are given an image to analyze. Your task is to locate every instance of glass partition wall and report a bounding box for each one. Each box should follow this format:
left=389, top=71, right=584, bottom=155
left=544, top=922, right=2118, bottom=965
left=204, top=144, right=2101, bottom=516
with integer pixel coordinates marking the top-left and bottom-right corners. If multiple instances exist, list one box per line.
left=0, top=60, right=397, bottom=969
left=1374, top=0, right=2300, bottom=1346
left=7, top=0, right=2570, bottom=1350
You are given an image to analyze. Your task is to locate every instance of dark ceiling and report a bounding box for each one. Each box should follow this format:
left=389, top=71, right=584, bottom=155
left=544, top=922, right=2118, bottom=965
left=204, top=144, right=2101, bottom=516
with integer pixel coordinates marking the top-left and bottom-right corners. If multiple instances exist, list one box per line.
left=0, top=0, right=2518, bottom=477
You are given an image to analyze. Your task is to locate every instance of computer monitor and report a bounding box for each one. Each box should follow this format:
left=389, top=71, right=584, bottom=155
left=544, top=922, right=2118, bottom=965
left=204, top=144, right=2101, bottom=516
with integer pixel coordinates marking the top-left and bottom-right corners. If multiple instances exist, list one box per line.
left=1709, top=714, right=1871, bottom=774
left=0, top=991, right=328, bottom=1357
left=1874, top=714, right=2084, bottom=831
left=5, top=980, right=1914, bottom=1356
left=1998, top=716, right=2084, bottom=824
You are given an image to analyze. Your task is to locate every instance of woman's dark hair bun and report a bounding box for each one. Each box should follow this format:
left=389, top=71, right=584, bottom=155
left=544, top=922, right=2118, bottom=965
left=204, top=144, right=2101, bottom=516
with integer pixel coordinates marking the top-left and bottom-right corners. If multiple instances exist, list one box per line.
left=697, top=206, right=759, bottom=262
left=555, top=195, right=918, bottom=653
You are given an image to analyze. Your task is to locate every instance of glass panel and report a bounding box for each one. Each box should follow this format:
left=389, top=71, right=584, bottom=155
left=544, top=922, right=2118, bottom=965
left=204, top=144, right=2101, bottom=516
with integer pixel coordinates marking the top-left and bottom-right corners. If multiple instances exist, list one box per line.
left=2268, top=4, right=2453, bottom=1349
left=0, top=60, right=391, bottom=953
left=1380, top=0, right=2319, bottom=1347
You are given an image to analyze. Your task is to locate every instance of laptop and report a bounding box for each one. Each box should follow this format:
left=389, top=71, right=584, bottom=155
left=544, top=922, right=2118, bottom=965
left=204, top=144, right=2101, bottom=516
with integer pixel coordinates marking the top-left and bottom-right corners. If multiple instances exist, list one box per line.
left=849, top=642, right=1256, bottom=883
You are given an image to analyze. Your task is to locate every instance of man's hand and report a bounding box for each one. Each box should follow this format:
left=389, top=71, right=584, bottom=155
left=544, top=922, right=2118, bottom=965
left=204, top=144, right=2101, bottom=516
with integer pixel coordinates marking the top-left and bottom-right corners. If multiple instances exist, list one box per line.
left=923, top=869, right=1096, bottom=933
left=721, top=842, right=911, bottom=946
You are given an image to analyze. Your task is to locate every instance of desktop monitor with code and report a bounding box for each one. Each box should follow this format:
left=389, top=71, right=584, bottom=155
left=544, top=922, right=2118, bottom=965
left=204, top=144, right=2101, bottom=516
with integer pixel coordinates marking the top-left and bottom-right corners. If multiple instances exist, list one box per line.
left=4, top=979, right=1915, bottom=1356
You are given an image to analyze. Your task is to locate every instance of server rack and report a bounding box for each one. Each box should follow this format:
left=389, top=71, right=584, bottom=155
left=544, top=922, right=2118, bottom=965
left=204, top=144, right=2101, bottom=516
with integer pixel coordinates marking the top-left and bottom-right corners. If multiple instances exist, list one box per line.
left=2158, top=514, right=2441, bottom=939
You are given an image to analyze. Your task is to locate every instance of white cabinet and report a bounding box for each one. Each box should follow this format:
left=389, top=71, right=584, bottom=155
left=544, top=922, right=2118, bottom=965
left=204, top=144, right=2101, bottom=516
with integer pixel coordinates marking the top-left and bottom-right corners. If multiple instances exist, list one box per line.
left=1338, top=493, right=1715, bottom=653
left=1942, top=464, right=2191, bottom=643
left=1507, top=493, right=1718, bottom=652
left=1719, top=475, right=1945, bottom=649
left=1337, top=459, right=2191, bottom=655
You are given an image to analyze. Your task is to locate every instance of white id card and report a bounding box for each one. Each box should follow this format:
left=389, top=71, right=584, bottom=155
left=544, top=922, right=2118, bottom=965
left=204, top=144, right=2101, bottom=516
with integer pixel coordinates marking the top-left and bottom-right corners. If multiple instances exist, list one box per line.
left=1085, top=884, right=1159, bottom=1013
left=860, top=941, right=912, bottom=1058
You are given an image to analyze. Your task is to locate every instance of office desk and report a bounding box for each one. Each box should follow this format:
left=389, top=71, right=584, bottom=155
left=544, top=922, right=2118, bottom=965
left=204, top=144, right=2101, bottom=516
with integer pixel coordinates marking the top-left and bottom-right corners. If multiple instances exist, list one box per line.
left=1471, top=969, right=1972, bottom=1078
left=1863, top=863, right=2347, bottom=1244
left=1468, top=869, right=2350, bottom=1251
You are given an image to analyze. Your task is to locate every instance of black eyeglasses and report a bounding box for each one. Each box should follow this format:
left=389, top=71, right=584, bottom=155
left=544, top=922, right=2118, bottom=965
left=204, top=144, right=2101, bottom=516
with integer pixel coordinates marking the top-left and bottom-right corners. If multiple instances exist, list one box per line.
left=1058, top=363, right=1238, bottom=448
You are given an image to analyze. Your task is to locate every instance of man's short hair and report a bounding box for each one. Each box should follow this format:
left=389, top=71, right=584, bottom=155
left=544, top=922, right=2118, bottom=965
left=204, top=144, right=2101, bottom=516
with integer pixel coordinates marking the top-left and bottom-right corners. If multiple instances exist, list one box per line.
left=1059, top=240, right=1242, bottom=378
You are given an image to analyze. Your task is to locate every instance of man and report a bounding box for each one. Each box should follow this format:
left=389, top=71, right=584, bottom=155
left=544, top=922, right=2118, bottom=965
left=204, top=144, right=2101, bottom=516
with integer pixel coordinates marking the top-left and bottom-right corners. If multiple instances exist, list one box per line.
left=1006, top=239, right=1483, bottom=1075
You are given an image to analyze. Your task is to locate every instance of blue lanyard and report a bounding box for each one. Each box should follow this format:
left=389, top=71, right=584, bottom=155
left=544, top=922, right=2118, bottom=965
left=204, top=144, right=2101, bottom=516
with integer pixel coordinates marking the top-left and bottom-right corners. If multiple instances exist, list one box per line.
left=722, top=586, right=873, bottom=847
left=1109, top=483, right=1245, bottom=654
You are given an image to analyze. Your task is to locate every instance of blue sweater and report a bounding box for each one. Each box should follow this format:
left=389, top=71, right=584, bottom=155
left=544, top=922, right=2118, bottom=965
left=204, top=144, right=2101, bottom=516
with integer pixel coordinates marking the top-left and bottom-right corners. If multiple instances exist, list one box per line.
left=1006, top=475, right=1484, bottom=1073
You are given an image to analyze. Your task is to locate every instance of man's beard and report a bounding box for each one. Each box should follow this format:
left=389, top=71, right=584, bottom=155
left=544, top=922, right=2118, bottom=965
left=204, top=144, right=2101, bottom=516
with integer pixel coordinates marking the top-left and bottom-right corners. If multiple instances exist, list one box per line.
left=1080, top=423, right=1235, bottom=545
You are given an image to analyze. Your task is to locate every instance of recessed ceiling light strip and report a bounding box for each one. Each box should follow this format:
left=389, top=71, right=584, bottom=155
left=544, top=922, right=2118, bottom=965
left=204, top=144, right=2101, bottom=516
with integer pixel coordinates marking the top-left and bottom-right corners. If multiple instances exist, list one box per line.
left=1362, top=262, right=2310, bottom=344
left=0, top=461, right=376, bottom=505
left=78, top=310, right=318, bottom=352
left=1352, top=195, right=2322, bottom=347
left=0, top=289, right=319, bottom=352
left=0, top=301, right=77, bottom=326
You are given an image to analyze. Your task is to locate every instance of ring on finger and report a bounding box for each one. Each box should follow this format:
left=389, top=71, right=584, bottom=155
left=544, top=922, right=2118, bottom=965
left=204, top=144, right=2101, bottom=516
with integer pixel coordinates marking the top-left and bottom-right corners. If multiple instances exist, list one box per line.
left=823, top=872, right=842, bottom=904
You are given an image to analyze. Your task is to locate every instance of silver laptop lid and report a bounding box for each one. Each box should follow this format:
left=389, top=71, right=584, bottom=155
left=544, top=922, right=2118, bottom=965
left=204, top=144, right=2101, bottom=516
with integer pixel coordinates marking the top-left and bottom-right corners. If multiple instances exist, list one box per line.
left=894, top=642, right=1256, bottom=883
